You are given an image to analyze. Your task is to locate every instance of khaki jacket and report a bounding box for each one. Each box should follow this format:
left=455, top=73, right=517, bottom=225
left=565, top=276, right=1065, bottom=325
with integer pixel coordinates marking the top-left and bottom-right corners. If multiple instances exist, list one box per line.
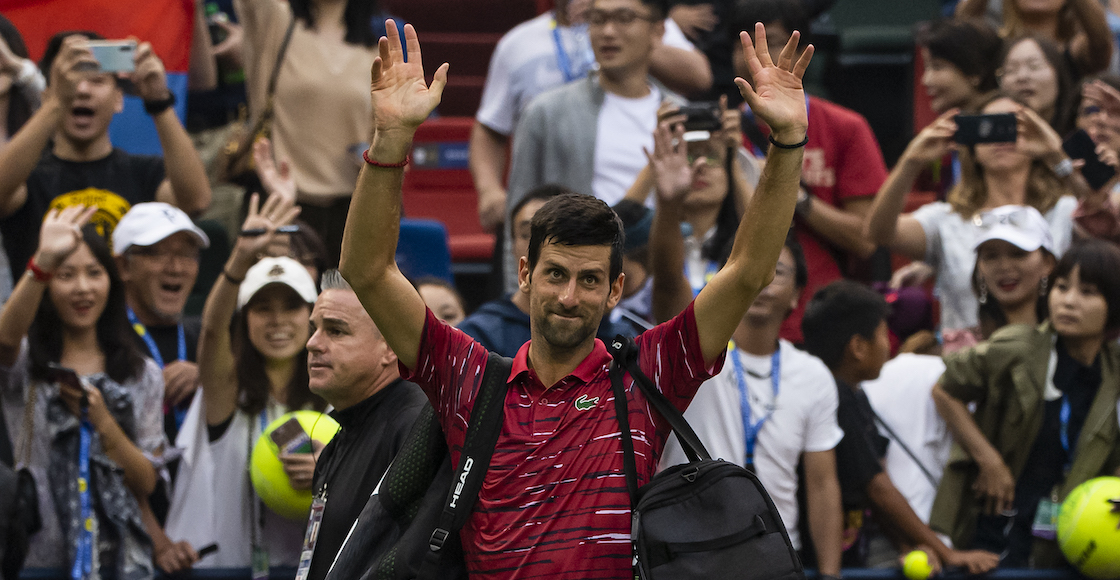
left=929, top=323, right=1120, bottom=564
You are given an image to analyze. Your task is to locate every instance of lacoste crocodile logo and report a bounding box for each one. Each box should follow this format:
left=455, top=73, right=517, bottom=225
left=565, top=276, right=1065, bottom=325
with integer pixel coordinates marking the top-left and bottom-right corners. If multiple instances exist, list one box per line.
left=574, top=395, right=599, bottom=411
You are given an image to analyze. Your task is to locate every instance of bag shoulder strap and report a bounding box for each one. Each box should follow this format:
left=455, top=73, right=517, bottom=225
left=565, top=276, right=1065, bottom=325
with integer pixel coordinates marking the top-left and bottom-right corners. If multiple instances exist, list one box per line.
left=420, top=351, right=512, bottom=576
left=869, top=409, right=940, bottom=489
left=268, top=16, right=298, bottom=97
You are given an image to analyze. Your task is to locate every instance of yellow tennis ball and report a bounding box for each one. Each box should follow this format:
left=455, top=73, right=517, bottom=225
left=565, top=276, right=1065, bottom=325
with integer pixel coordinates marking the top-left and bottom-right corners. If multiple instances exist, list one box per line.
left=903, top=550, right=933, bottom=580
left=249, top=410, right=340, bottom=520
left=1058, top=476, right=1120, bottom=580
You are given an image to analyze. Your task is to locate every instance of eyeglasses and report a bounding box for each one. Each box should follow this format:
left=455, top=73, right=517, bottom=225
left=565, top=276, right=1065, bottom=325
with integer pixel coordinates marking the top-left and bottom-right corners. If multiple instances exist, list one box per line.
left=588, top=8, right=657, bottom=27
left=997, top=59, right=1051, bottom=79
left=129, top=246, right=200, bottom=263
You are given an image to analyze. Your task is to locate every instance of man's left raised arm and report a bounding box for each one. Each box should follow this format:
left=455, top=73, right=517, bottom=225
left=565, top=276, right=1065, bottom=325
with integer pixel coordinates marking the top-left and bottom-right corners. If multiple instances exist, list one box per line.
left=693, top=23, right=811, bottom=364
left=134, top=42, right=212, bottom=216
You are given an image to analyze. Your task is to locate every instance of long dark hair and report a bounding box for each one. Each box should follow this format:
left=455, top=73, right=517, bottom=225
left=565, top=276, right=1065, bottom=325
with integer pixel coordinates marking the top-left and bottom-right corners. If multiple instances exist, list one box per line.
left=231, top=288, right=324, bottom=416
left=701, top=146, right=744, bottom=264
left=28, top=225, right=146, bottom=385
left=0, top=15, right=34, bottom=136
left=290, top=0, right=378, bottom=47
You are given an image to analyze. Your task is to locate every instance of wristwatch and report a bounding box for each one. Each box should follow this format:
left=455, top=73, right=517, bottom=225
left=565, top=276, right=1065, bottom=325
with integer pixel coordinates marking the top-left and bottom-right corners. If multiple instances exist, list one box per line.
left=143, top=92, right=177, bottom=115
left=795, top=189, right=814, bottom=217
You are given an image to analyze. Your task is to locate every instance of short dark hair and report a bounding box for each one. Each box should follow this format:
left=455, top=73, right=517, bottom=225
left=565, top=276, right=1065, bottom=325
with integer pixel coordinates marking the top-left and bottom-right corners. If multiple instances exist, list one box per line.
left=728, top=0, right=808, bottom=46
left=290, top=0, right=378, bottom=47
left=918, top=19, right=1002, bottom=94
left=40, top=30, right=105, bottom=81
left=510, top=184, right=573, bottom=237
left=801, top=280, right=889, bottom=369
left=527, top=193, right=625, bottom=283
left=1051, top=239, right=1120, bottom=333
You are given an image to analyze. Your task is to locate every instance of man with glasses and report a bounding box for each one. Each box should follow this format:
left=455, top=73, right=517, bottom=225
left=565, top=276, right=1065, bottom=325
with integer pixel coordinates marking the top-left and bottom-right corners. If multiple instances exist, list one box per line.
left=502, top=0, right=681, bottom=290
left=113, top=202, right=209, bottom=441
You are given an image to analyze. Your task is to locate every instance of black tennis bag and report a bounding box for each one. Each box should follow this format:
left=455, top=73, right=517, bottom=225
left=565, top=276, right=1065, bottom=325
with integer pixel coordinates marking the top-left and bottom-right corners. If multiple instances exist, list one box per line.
left=608, top=335, right=806, bottom=580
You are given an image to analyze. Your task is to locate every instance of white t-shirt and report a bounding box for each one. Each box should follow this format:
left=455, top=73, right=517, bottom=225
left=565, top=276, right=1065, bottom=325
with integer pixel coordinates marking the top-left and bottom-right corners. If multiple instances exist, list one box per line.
left=476, top=13, right=696, bottom=136
left=911, top=196, right=1077, bottom=333
left=166, top=392, right=306, bottom=568
left=660, top=340, right=844, bottom=549
left=861, top=353, right=951, bottom=524
left=592, top=87, right=662, bottom=207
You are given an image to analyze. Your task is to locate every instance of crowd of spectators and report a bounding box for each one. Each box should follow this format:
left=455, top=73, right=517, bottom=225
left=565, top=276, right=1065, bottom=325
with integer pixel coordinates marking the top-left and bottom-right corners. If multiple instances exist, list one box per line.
left=1, top=0, right=1120, bottom=577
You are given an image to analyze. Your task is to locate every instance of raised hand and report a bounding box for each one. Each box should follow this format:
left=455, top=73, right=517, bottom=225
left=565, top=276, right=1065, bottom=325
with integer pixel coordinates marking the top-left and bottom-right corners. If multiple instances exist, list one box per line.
left=1084, top=80, right=1120, bottom=118
left=1015, top=105, right=1064, bottom=162
left=253, top=138, right=297, bottom=204
left=130, top=40, right=171, bottom=102
left=369, top=21, right=448, bottom=136
left=734, top=23, right=813, bottom=144
left=902, top=109, right=958, bottom=165
left=48, top=36, right=98, bottom=106
left=34, top=204, right=97, bottom=272
left=714, top=94, right=745, bottom=152
left=233, top=192, right=300, bottom=263
left=645, top=121, right=703, bottom=205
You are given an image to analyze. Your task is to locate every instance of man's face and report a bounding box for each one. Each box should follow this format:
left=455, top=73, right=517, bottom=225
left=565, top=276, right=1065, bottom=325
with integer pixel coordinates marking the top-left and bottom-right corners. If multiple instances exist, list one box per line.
left=520, top=241, right=623, bottom=353
left=511, top=199, right=549, bottom=265
left=118, top=232, right=200, bottom=324
left=306, top=289, right=396, bottom=406
left=58, top=72, right=123, bottom=145
left=588, top=0, right=663, bottom=77
left=744, top=247, right=801, bottom=325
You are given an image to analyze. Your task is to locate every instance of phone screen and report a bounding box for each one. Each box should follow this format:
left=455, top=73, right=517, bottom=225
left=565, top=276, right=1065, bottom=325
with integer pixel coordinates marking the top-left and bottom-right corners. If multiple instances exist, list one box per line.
left=46, top=362, right=83, bottom=391
left=1063, top=129, right=1117, bottom=190
left=953, top=113, right=1017, bottom=145
left=269, top=417, right=313, bottom=454
left=85, top=40, right=136, bottom=73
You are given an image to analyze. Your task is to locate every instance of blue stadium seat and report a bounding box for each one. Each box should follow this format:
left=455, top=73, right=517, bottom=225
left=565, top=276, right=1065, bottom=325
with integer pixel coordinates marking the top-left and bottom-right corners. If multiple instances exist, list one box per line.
left=397, top=218, right=454, bottom=284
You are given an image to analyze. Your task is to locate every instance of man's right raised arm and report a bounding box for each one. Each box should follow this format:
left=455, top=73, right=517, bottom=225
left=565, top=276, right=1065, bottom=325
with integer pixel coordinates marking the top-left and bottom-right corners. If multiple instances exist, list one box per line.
left=0, top=37, right=94, bottom=218
left=338, top=22, right=448, bottom=371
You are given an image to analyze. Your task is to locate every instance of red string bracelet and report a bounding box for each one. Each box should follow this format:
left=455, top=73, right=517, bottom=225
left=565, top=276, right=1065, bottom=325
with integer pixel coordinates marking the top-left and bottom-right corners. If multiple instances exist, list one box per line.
left=362, top=149, right=411, bottom=168
left=26, top=256, right=51, bottom=282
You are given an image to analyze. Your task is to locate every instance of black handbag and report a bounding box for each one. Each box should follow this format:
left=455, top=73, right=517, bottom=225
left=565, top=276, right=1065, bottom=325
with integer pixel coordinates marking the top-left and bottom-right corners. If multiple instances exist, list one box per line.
left=608, top=335, right=806, bottom=580
left=324, top=352, right=512, bottom=580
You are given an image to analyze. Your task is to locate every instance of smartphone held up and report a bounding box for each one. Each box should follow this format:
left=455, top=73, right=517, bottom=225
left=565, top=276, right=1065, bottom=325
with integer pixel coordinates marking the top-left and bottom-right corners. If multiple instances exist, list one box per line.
left=78, top=39, right=137, bottom=74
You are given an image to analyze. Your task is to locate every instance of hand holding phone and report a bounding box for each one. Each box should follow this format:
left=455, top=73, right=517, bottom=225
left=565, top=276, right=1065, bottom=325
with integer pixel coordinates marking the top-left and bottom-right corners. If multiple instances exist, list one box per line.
left=270, top=416, right=313, bottom=455
left=1064, top=129, right=1118, bottom=190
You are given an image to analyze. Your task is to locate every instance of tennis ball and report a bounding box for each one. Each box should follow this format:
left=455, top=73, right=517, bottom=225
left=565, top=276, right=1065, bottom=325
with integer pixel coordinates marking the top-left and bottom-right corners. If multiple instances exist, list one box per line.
left=1057, top=476, right=1120, bottom=580
left=249, top=410, right=340, bottom=520
left=903, top=550, right=933, bottom=580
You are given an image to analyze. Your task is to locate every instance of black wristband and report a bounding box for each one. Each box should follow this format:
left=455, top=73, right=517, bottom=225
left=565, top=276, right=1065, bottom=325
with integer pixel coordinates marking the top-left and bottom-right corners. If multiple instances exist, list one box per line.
left=768, top=133, right=809, bottom=149
left=143, top=92, right=177, bottom=115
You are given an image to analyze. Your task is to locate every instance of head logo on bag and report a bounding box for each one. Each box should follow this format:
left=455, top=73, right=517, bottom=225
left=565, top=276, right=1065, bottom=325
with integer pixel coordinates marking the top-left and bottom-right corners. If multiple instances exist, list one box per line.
left=449, top=457, right=474, bottom=508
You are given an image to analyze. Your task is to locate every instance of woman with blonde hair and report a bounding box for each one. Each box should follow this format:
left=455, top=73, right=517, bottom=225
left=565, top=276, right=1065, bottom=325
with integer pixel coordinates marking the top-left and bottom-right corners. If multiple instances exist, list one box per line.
left=864, top=94, right=1080, bottom=352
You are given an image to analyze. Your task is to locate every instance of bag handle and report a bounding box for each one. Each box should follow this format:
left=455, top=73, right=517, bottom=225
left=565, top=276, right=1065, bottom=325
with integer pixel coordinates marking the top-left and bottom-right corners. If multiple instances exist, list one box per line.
left=419, top=351, right=512, bottom=578
left=607, top=335, right=711, bottom=465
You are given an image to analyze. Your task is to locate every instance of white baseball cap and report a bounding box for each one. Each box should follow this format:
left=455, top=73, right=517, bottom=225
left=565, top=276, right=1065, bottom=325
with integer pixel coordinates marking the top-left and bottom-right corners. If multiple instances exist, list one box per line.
left=112, top=202, right=210, bottom=256
left=971, top=205, right=1055, bottom=255
left=237, top=256, right=318, bottom=310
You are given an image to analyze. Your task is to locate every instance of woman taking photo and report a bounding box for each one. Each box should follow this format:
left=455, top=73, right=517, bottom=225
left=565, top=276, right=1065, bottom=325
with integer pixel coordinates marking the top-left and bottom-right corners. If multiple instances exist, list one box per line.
left=167, top=193, right=322, bottom=569
left=930, top=239, right=1120, bottom=568
left=864, top=94, right=1080, bottom=352
left=0, top=206, right=165, bottom=577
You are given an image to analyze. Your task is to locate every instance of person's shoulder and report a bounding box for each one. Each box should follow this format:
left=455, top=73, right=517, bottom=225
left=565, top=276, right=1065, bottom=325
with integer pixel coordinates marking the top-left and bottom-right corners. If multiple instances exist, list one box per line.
left=523, top=76, right=595, bottom=115
left=460, top=296, right=527, bottom=326
left=497, top=12, right=553, bottom=47
left=781, top=342, right=835, bottom=386
left=986, top=322, right=1048, bottom=349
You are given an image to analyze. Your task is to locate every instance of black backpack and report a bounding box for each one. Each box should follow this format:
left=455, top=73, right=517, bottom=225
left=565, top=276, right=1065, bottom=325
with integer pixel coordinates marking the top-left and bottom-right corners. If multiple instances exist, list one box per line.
left=323, top=352, right=512, bottom=580
left=608, top=335, right=806, bottom=580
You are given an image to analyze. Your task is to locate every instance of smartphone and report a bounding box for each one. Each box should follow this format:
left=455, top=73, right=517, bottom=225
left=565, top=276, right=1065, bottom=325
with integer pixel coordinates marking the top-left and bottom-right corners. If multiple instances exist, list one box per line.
left=269, top=416, right=313, bottom=455
left=85, top=40, right=137, bottom=73
left=677, top=102, right=722, bottom=133
left=1063, top=129, right=1117, bottom=190
left=197, top=543, right=220, bottom=558
left=953, top=113, right=1017, bottom=145
left=46, top=362, right=84, bottom=392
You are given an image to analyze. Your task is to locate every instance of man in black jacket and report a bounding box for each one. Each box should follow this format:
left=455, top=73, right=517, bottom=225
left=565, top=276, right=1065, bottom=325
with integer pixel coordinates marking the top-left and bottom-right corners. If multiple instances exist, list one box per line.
left=300, top=269, right=428, bottom=580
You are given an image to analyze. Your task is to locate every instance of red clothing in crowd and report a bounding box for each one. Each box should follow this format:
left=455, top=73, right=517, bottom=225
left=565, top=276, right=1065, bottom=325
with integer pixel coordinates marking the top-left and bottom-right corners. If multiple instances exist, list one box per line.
left=402, top=303, right=723, bottom=580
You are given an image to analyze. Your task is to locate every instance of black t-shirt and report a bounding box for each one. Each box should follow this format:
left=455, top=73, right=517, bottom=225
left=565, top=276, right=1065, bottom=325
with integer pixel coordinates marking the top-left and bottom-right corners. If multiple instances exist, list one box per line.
left=1, top=148, right=164, bottom=282
left=834, top=379, right=889, bottom=511
left=307, top=379, right=428, bottom=580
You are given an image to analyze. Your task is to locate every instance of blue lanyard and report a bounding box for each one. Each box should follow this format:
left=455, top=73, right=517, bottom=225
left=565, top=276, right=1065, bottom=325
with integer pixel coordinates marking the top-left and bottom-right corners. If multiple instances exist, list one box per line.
left=550, top=17, right=591, bottom=83
left=684, top=259, right=719, bottom=297
left=127, top=307, right=186, bottom=369
left=729, top=342, right=780, bottom=466
left=72, top=412, right=94, bottom=580
left=950, top=150, right=961, bottom=186
left=128, top=307, right=188, bottom=426
left=1059, top=395, right=1072, bottom=471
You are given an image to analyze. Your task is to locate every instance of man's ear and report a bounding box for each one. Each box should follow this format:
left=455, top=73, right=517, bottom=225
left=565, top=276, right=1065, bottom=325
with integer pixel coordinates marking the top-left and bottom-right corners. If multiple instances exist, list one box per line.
left=115, top=255, right=131, bottom=282
left=845, top=333, right=869, bottom=367
left=607, top=272, right=625, bottom=309
left=518, top=256, right=532, bottom=294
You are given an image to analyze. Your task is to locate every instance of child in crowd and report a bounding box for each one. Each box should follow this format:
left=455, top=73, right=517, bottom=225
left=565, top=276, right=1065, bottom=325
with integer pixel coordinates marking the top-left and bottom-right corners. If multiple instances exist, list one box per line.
left=0, top=206, right=166, bottom=577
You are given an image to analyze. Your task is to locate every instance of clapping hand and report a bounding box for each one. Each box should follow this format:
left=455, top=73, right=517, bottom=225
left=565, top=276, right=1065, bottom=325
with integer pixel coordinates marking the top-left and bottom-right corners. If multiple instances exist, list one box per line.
left=734, top=23, right=812, bottom=146
left=645, top=121, right=703, bottom=206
